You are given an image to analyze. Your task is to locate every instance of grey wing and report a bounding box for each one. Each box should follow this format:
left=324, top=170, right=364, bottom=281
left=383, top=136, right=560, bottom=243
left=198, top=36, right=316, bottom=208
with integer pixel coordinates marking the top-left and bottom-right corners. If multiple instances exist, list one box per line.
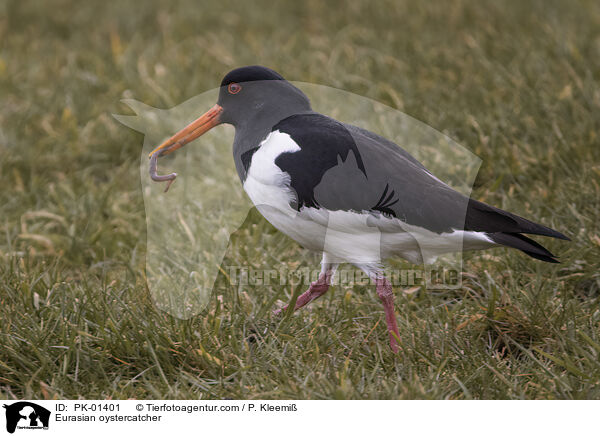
left=313, top=123, right=472, bottom=234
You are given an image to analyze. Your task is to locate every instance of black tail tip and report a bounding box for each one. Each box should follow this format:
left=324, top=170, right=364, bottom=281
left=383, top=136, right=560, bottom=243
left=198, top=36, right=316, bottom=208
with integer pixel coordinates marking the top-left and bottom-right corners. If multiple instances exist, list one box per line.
left=554, top=232, right=571, bottom=241
left=523, top=250, right=560, bottom=263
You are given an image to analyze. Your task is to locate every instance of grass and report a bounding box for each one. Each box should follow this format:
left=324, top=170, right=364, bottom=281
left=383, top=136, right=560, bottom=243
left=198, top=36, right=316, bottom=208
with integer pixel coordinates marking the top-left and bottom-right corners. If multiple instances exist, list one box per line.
left=1, top=0, right=599, bottom=399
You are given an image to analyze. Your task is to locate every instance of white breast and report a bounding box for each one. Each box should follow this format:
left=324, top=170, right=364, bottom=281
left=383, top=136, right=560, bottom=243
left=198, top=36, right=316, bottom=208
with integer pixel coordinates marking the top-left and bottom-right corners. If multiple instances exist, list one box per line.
left=243, top=130, right=299, bottom=211
left=242, top=131, right=325, bottom=251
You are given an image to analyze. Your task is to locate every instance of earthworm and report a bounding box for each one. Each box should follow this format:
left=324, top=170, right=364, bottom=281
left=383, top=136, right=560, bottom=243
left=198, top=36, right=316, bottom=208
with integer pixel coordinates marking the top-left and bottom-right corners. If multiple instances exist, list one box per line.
left=149, top=149, right=177, bottom=193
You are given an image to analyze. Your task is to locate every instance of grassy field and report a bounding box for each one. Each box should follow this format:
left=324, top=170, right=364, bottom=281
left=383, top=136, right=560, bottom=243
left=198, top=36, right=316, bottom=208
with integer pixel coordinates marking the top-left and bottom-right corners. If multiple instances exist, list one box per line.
left=1, top=0, right=599, bottom=399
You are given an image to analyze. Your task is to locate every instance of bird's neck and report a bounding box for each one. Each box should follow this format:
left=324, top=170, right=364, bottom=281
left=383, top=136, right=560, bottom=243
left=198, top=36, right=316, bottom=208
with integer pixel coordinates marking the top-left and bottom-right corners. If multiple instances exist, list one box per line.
left=232, top=104, right=313, bottom=182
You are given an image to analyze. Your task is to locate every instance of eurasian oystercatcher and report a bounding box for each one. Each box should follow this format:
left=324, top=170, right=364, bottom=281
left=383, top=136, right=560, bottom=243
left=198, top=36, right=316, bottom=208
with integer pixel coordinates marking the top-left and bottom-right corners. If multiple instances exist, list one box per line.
left=149, top=65, right=568, bottom=352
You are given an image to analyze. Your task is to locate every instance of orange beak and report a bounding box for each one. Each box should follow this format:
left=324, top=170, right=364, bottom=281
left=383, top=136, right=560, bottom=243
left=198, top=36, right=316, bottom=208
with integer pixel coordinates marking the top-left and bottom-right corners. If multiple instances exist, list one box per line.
left=148, top=104, right=223, bottom=158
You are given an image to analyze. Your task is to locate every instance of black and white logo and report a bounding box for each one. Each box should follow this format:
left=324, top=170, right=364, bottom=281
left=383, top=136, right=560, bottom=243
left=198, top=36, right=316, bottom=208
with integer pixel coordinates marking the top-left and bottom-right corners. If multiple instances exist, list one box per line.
left=2, top=402, right=50, bottom=434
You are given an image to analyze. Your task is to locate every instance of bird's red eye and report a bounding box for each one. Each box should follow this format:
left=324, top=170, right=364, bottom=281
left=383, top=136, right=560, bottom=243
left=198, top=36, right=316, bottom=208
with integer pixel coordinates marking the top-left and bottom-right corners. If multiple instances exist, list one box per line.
left=228, top=83, right=242, bottom=94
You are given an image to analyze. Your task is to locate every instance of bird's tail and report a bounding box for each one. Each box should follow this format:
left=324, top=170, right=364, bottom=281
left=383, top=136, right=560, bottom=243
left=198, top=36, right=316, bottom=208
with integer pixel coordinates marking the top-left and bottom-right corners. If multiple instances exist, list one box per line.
left=464, top=198, right=569, bottom=263
left=487, top=232, right=560, bottom=263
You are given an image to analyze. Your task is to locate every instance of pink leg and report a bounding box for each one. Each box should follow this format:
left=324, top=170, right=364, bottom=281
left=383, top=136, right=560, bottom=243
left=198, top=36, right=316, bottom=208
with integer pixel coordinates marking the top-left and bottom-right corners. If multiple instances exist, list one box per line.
left=376, top=277, right=401, bottom=353
left=274, top=269, right=334, bottom=315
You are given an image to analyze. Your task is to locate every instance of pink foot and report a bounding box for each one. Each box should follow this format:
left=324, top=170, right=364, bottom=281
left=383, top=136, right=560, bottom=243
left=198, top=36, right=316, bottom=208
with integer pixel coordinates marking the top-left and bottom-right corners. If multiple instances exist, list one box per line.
left=376, top=278, right=401, bottom=353
left=274, top=271, right=332, bottom=315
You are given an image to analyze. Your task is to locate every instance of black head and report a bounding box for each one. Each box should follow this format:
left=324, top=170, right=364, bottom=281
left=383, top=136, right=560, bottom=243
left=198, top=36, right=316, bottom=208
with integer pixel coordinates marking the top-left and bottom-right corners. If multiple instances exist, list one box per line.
left=149, top=66, right=311, bottom=159
left=219, top=65, right=285, bottom=87
left=216, top=65, right=311, bottom=127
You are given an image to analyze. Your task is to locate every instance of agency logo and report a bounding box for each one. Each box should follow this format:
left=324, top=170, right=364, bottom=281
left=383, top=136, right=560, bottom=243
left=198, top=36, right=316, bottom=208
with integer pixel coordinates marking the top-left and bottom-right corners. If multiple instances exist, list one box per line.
left=2, top=402, right=50, bottom=434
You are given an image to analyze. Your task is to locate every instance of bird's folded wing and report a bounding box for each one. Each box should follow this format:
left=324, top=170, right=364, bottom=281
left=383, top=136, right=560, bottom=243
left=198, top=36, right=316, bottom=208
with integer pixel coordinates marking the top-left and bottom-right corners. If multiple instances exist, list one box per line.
left=273, top=113, right=471, bottom=234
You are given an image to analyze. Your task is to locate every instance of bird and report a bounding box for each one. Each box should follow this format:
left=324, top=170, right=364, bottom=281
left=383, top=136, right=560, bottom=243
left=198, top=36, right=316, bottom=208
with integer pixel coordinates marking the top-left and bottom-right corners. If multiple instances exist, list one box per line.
left=148, top=65, right=568, bottom=352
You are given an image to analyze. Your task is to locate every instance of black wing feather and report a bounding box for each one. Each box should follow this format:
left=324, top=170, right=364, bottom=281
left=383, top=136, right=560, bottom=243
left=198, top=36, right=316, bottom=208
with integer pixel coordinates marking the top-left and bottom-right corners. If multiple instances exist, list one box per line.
left=465, top=198, right=569, bottom=240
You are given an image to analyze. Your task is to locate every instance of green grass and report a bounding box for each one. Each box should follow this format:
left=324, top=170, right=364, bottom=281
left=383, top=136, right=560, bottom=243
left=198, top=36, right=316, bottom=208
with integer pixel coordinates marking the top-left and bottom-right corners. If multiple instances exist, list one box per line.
left=1, top=0, right=600, bottom=399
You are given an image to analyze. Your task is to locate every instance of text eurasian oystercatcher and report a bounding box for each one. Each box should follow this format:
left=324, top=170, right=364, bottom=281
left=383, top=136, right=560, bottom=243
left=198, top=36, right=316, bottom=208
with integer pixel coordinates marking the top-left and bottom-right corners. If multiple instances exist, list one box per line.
left=149, top=66, right=568, bottom=352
